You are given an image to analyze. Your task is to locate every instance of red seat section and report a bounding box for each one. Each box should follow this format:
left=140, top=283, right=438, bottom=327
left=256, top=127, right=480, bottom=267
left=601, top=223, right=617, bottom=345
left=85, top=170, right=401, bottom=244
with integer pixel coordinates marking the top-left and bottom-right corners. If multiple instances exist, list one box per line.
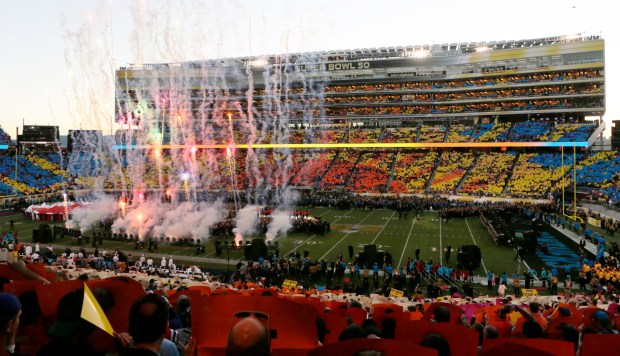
left=481, top=338, right=574, bottom=356
left=580, top=333, right=620, bottom=355
left=320, top=312, right=349, bottom=344
left=422, top=302, right=464, bottom=325
left=333, top=306, right=368, bottom=325
left=86, top=276, right=147, bottom=333
left=192, top=295, right=318, bottom=354
left=2, top=280, right=44, bottom=296
left=0, top=263, right=51, bottom=283
left=307, top=338, right=438, bottom=356
left=35, top=279, right=83, bottom=321
left=395, top=320, right=478, bottom=356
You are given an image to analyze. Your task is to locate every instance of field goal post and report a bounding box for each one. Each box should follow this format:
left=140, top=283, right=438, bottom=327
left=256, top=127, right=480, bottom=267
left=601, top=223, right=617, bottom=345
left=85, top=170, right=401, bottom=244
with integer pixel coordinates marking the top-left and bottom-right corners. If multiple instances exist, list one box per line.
left=561, top=143, right=584, bottom=224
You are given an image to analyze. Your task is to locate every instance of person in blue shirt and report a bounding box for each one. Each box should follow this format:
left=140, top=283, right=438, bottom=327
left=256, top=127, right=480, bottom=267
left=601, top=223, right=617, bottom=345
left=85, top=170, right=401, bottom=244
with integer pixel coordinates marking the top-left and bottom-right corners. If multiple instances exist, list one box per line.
left=385, top=264, right=394, bottom=276
left=501, top=272, right=508, bottom=285
left=529, top=268, right=538, bottom=287
left=551, top=267, right=559, bottom=276
left=487, top=271, right=494, bottom=290
left=540, top=267, right=548, bottom=288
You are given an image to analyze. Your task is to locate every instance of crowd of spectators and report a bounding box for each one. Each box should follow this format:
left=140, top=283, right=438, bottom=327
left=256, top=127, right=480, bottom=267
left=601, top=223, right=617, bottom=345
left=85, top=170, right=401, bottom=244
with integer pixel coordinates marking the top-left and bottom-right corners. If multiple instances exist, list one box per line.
left=389, top=151, right=438, bottom=194
left=429, top=151, right=475, bottom=194
left=347, top=152, right=392, bottom=193
left=460, top=152, right=517, bottom=196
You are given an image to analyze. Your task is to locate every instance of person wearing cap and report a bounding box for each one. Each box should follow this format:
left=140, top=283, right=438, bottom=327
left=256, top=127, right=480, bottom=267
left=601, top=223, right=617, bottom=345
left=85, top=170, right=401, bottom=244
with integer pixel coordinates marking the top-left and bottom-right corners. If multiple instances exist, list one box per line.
left=583, top=310, right=619, bottom=334
left=0, top=293, right=21, bottom=356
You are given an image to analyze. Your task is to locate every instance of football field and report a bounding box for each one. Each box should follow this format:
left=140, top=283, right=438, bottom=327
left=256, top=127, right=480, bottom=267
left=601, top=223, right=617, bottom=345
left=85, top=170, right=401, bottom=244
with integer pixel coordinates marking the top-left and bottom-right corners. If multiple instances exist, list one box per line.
left=1, top=208, right=527, bottom=278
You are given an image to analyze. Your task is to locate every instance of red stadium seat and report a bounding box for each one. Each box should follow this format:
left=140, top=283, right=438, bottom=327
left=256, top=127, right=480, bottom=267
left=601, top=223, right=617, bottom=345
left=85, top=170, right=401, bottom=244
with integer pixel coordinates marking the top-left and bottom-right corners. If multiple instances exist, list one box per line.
left=191, top=295, right=318, bottom=354
left=481, top=338, right=574, bottom=356
left=86, top=276, right=147, bottom=332
left=333, top=307, right=368, bottom=325
left=422, top=302, right=464, bottom=325
left=307, top=338, right=438, bottom=356
left=0, top=263, right=51, bottom=282
left=395, top=320, right=478, bottom=356
left=290, top=295, right=324, bottom=314
left=580, top=333, right=620, bottom=354
left=35, top=279, right=83, bottom=321
left=320, top=312, right=349, bottom=344
left=168, top=289, right=202, bottom=307
left=2, top=280, right=44, bottom=297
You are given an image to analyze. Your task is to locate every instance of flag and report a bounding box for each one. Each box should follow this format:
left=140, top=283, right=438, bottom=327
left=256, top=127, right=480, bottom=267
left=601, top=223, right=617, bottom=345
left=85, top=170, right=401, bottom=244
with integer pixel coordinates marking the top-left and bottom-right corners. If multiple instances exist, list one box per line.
left=81, top=283, right=115, bottom=336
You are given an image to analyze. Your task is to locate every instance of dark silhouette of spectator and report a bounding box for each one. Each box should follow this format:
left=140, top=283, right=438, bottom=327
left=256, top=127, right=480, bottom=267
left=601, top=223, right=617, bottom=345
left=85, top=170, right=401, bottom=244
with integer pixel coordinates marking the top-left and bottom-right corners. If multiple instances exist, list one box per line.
left=433, top=306, right=451, bottom=323
left=36, top=290, right=99, bottom=356
left=0, top=293, right=21, bottom=356
left=226, top=313, right=270, bottom=356
left=120, top=294, right=170, bottom=355
left=381, top=317, right=396, bottom=339
left=522, top=320, right=544, bottom=338
left=338, top=324, right=365, bottom=341
left=420, top=332, right=450, bottom=356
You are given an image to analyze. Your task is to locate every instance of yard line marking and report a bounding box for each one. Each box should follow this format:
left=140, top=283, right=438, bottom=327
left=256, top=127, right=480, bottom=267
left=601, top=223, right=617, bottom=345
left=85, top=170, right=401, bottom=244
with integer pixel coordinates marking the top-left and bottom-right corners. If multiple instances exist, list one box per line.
left=370, top=211, right=396, bottom=245
left=465, top=218, right=488, bottom=275
left=439, top=215, right=443, bottom=265
left=397, top=215, right=418, bottom=268
left=283, top=234, right=317, bottom=257
left=320, top=210, right=374, bottom=260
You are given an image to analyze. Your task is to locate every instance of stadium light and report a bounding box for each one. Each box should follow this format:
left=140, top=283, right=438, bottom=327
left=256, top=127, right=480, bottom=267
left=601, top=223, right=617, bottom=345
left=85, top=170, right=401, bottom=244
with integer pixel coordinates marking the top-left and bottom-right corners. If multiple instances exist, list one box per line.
left=412, top=49, right=429, bottom=58
left=248, top=58, right=268, bottom=67
left=563, top=34, right=580, bottom=41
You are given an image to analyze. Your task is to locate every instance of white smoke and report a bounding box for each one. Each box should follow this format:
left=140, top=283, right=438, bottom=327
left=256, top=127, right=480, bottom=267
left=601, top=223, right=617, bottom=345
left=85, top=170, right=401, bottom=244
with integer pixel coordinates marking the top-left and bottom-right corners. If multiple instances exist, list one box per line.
left=111, top=199, right=225, bottom=242
left=232, top=204, right=260, bottom=243
left=265, top=209, right=292, bottom=242
left=65, top=194, right=117, bottom=233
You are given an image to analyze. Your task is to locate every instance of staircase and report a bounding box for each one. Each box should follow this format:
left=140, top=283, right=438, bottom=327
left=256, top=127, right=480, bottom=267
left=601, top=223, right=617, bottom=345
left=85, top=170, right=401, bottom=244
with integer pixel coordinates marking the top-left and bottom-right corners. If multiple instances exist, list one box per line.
left=455, top=151, right=479, bottom=193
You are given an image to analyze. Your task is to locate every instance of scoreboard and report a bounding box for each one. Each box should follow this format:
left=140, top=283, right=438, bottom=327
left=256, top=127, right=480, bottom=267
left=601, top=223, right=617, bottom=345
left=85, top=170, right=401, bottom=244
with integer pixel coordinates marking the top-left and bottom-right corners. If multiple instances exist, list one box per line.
left=19, top=125, right=59, bottom=143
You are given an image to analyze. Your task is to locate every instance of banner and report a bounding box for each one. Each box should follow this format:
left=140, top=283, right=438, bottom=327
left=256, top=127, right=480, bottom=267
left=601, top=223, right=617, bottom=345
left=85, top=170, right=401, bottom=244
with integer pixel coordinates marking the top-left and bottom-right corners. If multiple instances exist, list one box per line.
left=521, top=288, right=538, bottom=297
left=282, top=279, right=298, bottom=289
left=389, top=288, right=405, bottom=298
left=587, top=217, right=601, bottom=227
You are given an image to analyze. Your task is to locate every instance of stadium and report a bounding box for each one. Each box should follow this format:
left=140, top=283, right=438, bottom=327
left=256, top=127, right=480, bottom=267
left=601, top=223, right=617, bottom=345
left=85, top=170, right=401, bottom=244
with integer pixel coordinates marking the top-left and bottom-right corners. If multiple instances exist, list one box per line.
left=2, top=33, right=620, bottom=355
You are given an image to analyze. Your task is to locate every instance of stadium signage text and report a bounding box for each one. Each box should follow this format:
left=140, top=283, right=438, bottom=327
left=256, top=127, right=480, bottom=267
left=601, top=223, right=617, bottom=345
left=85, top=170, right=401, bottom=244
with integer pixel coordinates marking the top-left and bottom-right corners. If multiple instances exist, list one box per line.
left=295, top=61, right=371, bottom=72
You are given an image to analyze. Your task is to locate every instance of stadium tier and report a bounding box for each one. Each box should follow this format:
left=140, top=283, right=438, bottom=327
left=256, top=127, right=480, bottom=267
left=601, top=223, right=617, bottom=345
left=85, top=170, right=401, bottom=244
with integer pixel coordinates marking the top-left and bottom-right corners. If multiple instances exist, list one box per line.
left=2, top=35, right=617, bottom=203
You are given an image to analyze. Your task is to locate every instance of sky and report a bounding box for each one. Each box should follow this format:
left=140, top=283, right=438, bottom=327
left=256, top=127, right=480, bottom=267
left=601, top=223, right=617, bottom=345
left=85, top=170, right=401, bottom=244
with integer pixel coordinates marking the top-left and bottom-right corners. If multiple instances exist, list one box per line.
left=0, top=0, right=617, bottom=137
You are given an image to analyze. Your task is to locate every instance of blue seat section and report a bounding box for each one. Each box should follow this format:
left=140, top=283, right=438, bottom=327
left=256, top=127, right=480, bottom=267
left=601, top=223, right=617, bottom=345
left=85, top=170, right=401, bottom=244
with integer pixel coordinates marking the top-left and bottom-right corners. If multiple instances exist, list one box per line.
left=509, top=121, right=551, bottom=142
left=0, top=181, right=14, bottom=195
left=528, top=153, right=581, bottom=169
left=0, top=127, right=11, bottom=144
left=471, top=123, right=494, bottom=140
left=0, top=153, right=64, bottom=194
left=555, top=124, right=597, bottom=142
left=576, top=154, right=620, bottom=185
left=68, top=151, right=111, bottom=176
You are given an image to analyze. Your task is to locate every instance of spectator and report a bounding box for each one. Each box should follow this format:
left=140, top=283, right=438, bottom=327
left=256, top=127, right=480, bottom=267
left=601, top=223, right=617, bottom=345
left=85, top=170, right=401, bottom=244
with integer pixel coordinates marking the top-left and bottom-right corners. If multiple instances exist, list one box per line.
left=120, top=294, right=171, bottom=355
left=0, top=293, right=21, bottom=356
left=36, top=290, right=99, bottom=355
left=226, top=313, right=271, bottom=355
left=420, top=332, right=450, bottom=356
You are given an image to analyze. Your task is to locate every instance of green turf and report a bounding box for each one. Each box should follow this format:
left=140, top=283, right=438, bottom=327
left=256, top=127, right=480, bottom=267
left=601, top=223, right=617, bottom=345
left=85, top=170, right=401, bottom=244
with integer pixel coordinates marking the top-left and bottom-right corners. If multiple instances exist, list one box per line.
left=1, top=208, right=533, bottom=278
